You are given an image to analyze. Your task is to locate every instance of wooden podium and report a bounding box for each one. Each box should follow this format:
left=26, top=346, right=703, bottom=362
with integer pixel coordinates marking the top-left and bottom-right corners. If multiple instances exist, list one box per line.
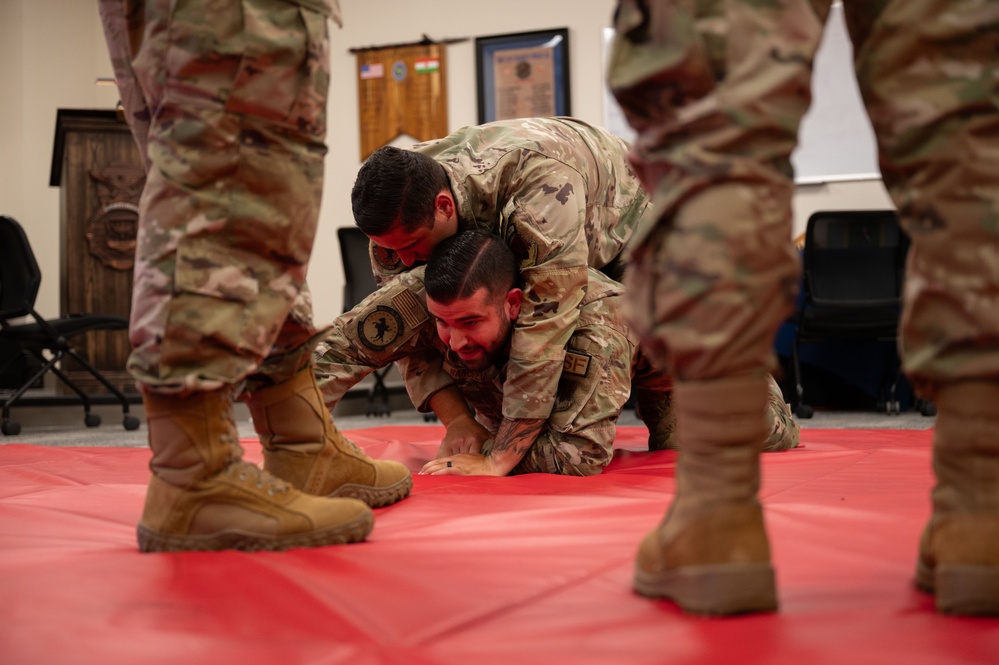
left=50, top=109, right=143, bottom=394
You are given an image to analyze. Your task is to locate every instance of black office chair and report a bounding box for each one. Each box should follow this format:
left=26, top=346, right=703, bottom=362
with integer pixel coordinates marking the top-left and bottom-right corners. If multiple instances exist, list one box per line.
left=0, top=215, right=140, bottom=435
left=338, top=226, right=393, bottom=416
left=791, top=209, right=933, bottom=418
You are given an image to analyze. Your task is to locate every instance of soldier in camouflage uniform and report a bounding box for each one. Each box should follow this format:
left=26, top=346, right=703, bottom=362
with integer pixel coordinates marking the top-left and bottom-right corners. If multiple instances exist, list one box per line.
left=350, top=118, right=650, bottom=465
left=313, top=231, right=798, bottom=477
left=98, top=0, right=410, bottom=553
left=608, top=0, right=999, bottom=616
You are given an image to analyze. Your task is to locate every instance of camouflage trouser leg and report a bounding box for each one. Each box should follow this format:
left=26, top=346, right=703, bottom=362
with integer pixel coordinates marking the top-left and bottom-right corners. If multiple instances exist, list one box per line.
left=246, top=292, right=331, bottom=392
left=842, top=1, right=999, bottom=397
left=635, top=387, right=676, bottom=451
left=99, top=0, right=331, bottom=394
left=98, top=1, right=151, bottom=171
left=608, top=0, right=822, bottom=385
left=763, top=374, right=798, bottom=452
left=503, top=428, right=612, bottom=477
left=631, top=344, right=675, bottom=450
left=636, top=374, right=797, bottom=452
left=610, top=0, right=999, bottom=399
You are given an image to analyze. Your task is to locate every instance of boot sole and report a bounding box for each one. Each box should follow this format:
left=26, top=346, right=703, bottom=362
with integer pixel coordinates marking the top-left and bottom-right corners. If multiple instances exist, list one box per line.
left=634, top=562, right=778, bottom=616
left=136, top=510, right=374, bottom=553
left=330, top=475, right=413, bottom=508
left=915, top=560, right=999, bottom=615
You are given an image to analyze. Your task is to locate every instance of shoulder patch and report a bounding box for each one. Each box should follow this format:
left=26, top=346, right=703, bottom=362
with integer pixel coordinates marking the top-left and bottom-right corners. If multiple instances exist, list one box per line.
left=562, top=351, right=591, bottom=378
left=391, top=287, right=429, bottom=328
left=373, top=245, right=402, bottom=271
left=507, top=233, right=539, bottom=270
left=357, top=305, right=405, bottom=351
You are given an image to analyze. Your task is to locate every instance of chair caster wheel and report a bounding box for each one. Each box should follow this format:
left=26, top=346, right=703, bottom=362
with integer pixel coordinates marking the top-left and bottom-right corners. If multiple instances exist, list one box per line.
left=123, top=415, right=141, bottom=431
left=2, top=420, right=21, bottom=436
left=85, top=413, right=101, bottom=428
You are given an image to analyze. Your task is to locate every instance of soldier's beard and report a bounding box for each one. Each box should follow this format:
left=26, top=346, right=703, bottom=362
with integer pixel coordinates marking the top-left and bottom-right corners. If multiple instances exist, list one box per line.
left=455, top=317, right=513, bottom=371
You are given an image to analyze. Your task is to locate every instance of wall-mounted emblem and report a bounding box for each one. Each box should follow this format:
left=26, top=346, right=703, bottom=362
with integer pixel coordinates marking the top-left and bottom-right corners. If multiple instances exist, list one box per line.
left=86, top=162, right=145, bottom=270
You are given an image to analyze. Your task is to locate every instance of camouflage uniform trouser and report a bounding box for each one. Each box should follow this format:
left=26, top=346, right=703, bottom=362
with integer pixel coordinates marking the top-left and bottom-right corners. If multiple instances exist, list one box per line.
left=609, top=0, right=999, bottom=398
left=635, top=373, right=798, bottom=453
left=489, top=304, right=797, bottom=476
left=99, top=0, right=334, bottom=394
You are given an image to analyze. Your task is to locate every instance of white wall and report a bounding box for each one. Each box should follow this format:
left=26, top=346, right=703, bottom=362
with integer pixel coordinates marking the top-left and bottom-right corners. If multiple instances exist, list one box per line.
left=321, top=0, right=619, bottom=321
left=7, top=0, right=894, bottom=327
left=793, top=179, right=893, bottom=243
left=0, top=3, right=24, bottom=237
left=2, top=1, right=122, bottom=320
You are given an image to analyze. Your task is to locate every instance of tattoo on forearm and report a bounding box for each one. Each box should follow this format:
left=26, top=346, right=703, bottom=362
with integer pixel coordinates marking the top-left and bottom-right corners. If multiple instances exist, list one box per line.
left=492, top=418, right=546, bottom=455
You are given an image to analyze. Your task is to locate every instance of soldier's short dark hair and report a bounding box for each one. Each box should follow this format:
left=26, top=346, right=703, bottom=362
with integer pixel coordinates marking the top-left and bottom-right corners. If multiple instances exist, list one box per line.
left=425, top=230, right=518, bottom=305
left=351, top=146, right=449, bottom=236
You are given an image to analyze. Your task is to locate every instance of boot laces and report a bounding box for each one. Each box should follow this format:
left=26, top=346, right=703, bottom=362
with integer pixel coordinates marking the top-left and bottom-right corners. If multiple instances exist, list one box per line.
left=215, top=391, right=244, bottom=466
left=327, top=416, right=363, bottom=454
left=227, top=461, right=291, bottom=496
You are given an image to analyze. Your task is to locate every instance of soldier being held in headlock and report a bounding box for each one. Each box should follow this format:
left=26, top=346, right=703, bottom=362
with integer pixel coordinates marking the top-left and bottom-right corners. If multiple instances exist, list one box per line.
left=314, top=230, right=799, bottom=477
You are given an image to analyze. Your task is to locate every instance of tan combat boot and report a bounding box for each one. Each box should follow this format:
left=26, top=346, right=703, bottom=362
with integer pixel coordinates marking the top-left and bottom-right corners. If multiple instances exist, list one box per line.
left=915, top=380, right=999, bottom=615
left=246, top=368, right=412, bottom=508
left=633, top=375, right=777, bottom=615
left=138, top=389, right=373, bottom=552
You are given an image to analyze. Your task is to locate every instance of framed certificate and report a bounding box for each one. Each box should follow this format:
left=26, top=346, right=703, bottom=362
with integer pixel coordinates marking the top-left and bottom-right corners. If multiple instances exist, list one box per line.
left=475, top=28, right=571, bottom=124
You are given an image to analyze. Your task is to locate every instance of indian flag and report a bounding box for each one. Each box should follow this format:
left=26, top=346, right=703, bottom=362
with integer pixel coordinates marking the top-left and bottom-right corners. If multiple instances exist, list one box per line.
left=415, top=59, right=439, bottom=74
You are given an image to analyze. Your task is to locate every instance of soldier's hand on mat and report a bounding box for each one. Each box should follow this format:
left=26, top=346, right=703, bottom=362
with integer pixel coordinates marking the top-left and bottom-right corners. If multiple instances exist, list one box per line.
left=419, top=453, right=503, bottom=476
left=437, top=414, right=491, bottom=457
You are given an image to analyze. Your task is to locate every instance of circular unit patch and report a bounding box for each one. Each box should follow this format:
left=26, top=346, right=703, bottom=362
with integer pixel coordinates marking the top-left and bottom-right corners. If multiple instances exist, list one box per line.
left=373, top=245, right=402, bottom=271
left=357, top=305, right=404, bottom=351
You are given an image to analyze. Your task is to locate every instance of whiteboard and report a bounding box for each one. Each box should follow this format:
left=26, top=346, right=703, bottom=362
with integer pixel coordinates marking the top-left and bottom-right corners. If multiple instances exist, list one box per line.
left=602, top=3, right=882, bottom=185
left=601, top=26, right=635, bottom=144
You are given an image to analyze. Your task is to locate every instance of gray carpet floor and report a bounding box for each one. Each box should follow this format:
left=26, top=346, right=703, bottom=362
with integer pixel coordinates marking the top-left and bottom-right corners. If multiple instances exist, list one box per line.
left=2, top=399, right=935, bottom=447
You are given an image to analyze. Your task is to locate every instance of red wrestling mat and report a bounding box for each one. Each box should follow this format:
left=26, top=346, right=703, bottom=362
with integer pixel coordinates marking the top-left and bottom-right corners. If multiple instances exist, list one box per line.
left=1, top=426, right=996, bottom=665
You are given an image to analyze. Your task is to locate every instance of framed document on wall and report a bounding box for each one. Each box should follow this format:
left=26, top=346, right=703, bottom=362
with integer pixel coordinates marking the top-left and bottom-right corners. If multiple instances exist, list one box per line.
left=475, top=28, right=570, bottom=124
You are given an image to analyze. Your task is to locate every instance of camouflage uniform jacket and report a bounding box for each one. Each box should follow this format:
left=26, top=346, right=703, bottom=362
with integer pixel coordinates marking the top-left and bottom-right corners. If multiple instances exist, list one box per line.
left=445, top=270, right=652, bottom=475
left=313, top=267, right=797, bottom=471
left=314, top=269, right=438, bottom=409
left=314, top=267, right=657, bottom=474
left=367, top=117, right=650, bottom=421
left=99, top=0, right=341, bottom=393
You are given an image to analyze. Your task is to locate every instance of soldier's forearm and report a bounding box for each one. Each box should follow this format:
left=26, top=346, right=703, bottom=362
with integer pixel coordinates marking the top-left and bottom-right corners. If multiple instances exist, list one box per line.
left=489, top=416, right=547, bottom=475
left=428, top=385, right=473, bottom=426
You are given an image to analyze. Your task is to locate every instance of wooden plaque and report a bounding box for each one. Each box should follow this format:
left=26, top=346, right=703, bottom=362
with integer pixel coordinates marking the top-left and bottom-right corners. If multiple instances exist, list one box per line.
left=355, top=42, right=448, bottom=159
